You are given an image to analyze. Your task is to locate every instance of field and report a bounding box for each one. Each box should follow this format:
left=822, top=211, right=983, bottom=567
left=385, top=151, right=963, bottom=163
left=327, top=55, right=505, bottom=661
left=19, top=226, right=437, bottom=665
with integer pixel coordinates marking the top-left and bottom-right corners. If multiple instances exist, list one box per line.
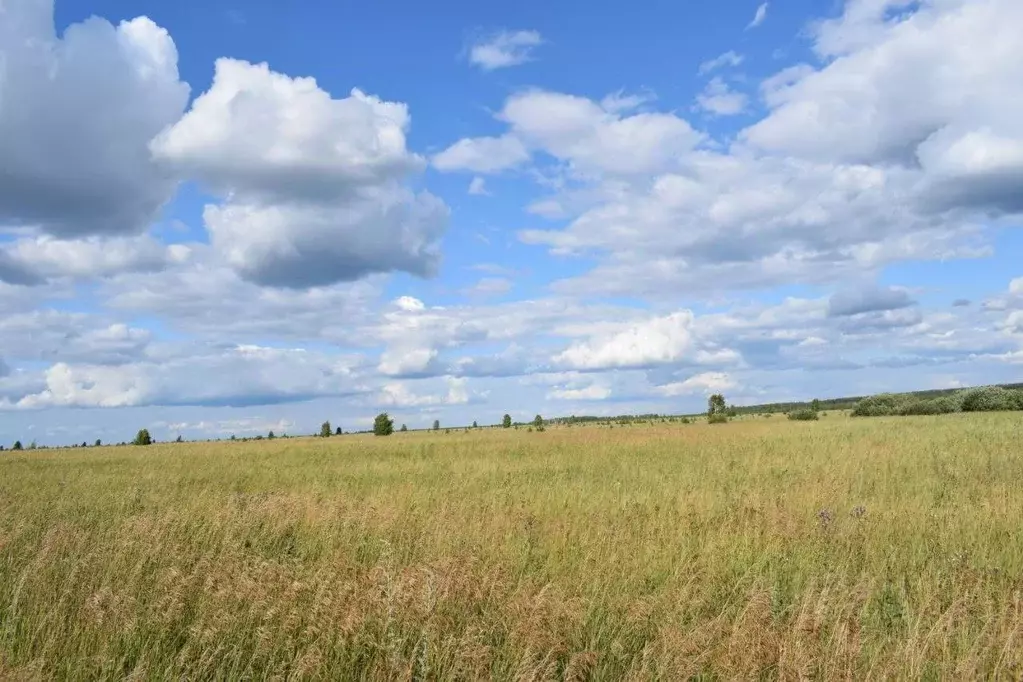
left=2, top=413, right=1023, bottom=680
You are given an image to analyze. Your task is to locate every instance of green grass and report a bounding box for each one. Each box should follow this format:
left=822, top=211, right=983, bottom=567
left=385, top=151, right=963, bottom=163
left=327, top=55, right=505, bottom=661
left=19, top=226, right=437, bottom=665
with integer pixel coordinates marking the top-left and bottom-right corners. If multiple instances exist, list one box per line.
left=2, top=413, right=1023, bottom=679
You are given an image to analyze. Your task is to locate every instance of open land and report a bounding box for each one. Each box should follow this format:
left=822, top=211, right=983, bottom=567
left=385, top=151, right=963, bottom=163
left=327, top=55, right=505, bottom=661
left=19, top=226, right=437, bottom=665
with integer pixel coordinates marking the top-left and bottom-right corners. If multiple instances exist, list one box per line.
left=2, top=412, right=1023, bottom=679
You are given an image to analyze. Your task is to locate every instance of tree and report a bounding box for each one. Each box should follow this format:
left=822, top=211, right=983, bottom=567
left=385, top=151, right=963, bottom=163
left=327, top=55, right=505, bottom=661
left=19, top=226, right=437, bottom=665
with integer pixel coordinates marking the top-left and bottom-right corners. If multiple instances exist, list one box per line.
left=400, top=424, right=408, bottom=432
left=268, top=431, right=275, bottom=440
left=502, top=414, right=512, bottom=428
left=94, top=439, right=101, bottom=447
left=320, top=421, right=332, bottom=438
left=11, top=441, right=21, bottom=451
left=81, top=441, right=87, bottom=448
left=373, top=413, right=394, bottom=437
left=708, top=394, right=729, bottom=424
left=533, top=415, right=544, bottom=428
left=811, top=399, right=821, bottom=413
left=335, top=426, right=343, bottom=436
left=133, top=429, right=152, bottom=446
left=433, top=419, right=440, bottom=431
left=472, top=420, right=478, bottom=429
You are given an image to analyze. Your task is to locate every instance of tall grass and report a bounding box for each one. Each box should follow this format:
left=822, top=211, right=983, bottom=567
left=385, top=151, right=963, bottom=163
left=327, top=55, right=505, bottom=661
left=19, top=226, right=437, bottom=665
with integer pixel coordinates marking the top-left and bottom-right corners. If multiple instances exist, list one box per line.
left=2, top=414, right=1023, bottom=679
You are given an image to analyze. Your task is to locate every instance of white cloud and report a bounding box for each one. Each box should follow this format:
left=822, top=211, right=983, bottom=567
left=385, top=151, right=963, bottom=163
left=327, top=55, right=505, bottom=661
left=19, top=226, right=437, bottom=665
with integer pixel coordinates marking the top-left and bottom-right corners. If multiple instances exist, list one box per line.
left=555, top=311, right=695, bottom=370
left=468, top=30, right=542, bottom=70
left=696, top=78, right=749, bottom=116
left=468, top=177, right=490, bottom=195
left=657, top=372, right=737, bottom=396
left=548, top=384, right=611, bottom=401
left=502, top=90, right=702, bottom=176
left=748, top=3, right=769, bottom=29
left=378, top=377, right=470, bottom=407
left=3, top=345, right=366, bottom=410
left=0, top=0, right=188, bottom=237
left=432, top=135, right=530, bottom=173
left=1, top=235, right=177, bottom=283
left=152, top=58, right=447, bottom=287
left=1010, top=278, right=1023, bottom=296
left=698, top=51, right=744, bottom=75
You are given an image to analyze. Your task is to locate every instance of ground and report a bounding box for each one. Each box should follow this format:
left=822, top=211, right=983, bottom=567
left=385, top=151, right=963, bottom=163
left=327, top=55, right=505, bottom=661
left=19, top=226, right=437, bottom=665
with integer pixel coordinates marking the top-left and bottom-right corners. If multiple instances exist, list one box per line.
left=1, top=413, right=1022, bottom=679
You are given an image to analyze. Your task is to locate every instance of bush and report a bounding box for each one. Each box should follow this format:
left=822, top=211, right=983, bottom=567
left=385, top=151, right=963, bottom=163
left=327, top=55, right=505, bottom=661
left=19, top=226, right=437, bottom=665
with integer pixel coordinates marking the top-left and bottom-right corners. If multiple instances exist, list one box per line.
left=707, top=413, right=729, bottom=424
left=898, top=396, right=962, bottom=415
left=959, top=386, right=1020, bottom=413
left=851, top=393, right=906, bottom=417
left=788, top=409, right=819, bottom=421
left=133, top=429, right=152, bottom=446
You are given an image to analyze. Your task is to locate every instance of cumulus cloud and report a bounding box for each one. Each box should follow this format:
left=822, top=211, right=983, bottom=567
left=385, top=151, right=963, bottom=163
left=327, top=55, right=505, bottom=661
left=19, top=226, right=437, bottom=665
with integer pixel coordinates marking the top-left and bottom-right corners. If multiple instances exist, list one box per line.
left=468, top=177, right=490, bottom=195
left=555, top=311, right=695, bottom=370
left=698, top=51, right=744, bottom=75
left=432, top=135, right=530, bottom=173
left=467, top=30, right=542, bottom=70
left=0, top=235, right=178, bottom=283
left=152, top=59, right=447, bottom=288
left=378, top=377, right=470, bottom=407
left=657, top=372, right=737, bottom=396
left=2, top=345, right=366, bottom=410
left=0, top=0, right=189, bottom=237
left=548, top=383, right=611, bottom=401
left=695, top=78, right=749, bottom=116
left=828, top=285, right=916, bottom=317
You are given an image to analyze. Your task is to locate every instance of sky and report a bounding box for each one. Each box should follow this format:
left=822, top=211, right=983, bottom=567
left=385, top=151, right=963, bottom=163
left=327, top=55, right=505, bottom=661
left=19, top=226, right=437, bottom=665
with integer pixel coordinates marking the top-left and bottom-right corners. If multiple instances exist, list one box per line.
left=1, top=0, right=1022, bottom=445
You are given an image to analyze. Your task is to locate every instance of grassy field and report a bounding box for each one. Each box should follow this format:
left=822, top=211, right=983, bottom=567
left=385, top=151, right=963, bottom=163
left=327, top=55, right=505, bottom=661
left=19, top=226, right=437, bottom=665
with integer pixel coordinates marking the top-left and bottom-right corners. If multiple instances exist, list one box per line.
left=2, top=414, right=1023, bottom=680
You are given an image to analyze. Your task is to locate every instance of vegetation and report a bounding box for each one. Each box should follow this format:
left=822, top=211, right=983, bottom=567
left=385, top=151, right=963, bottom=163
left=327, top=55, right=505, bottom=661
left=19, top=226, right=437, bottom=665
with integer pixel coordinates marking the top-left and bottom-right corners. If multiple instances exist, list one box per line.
left=319, top=421, right=332, bottom=438
left=2, top=415, right=1022, bottom=678
left=400, top=424, right=408, bottom=432
left=433, top=419, right=440, bottom=431
left=132, top=429, right=152, bottom=446
left=787, top=408, right=820, bottom=421
left=502, top=414, right=512, bottom=428
left=11, top=441, right=22, bottom=451
left=852, top=385, right=1023, bottom=418
left=707, top=394, right=729, bottom=424
left=372, top=413, right=394, bottom=437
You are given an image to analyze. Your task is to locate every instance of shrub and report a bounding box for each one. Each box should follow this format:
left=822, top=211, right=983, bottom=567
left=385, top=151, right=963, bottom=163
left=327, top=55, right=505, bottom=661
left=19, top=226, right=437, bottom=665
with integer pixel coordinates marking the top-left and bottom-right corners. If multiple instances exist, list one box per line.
left=133, top=429, right=152, bottom=446
left=898, top=396, right=961, bottom=415
left=960, top=386, right=1020, bottom=413
left=788, top=409, right=819, bottom=421
left=12, top=440, right=23, bottom=451
left=851, top=393, right=907, bottom=417
left=502, top=414, right=512, bottom=428
left=320, top=421, right=332, bottom=438
left=708, top=413, right=729, bottom=424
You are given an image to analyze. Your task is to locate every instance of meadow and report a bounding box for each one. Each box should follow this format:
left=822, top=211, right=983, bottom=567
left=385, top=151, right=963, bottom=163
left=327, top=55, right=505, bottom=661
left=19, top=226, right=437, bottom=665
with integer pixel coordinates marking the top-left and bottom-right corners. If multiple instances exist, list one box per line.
left=1, top=413, right=1022, bottom=680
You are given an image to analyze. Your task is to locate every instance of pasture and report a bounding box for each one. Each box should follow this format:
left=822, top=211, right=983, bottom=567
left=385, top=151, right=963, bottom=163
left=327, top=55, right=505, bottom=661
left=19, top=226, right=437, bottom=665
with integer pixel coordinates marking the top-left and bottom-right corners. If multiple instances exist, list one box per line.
left=2, top=413, right=1022, bottom=679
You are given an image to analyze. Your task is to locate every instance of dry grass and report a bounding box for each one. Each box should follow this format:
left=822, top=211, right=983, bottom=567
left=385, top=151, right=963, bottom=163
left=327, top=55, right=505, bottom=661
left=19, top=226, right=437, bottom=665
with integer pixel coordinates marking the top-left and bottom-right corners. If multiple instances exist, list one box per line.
left=2, top=413, right=1023, bottom=679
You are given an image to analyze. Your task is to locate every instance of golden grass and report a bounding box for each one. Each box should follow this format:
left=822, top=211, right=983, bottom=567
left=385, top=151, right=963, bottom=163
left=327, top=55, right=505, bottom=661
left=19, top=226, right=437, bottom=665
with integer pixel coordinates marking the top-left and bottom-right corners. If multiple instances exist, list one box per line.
left=2, top=413, right=1023, bottom=679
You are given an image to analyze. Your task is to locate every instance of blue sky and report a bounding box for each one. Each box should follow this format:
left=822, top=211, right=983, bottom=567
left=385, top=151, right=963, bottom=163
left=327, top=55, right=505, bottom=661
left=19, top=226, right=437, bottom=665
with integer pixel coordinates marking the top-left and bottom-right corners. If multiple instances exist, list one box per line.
left=2, top=0, right=1022, bottom=445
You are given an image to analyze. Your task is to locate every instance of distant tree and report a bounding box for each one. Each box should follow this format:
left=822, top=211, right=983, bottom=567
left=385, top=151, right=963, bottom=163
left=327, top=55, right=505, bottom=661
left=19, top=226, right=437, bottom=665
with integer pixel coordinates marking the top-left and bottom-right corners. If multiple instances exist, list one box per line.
left=433, top=419, right=440, bottom=431
left=320, top=421, right=332, bottom=438
left=400, top=424, right=408, bottom=432
left=472, top=420, right=478, bottom=429
left=268, top=431, right=275, bottom=440
left=28, top=440, right=37, bottom=450
left=373, top=413, right=394, bottom=437
left=94, top=439, right=101, bottom=447
left=335, top=426, right=343, bottom=436
left=708, top=394, right=729, bottom=424
left=502, top=414, right=512, bottom=429
left=175, top=435, right=183, bottom=443
left=133, top=429, right=152, bottom=446
left=811, top=399, right=821, bottom=413
left=230, top=434, right=236, bottom=441
left=533, top=415, right=544, bottom=428
left=81, top=441, right=87, bottom=448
